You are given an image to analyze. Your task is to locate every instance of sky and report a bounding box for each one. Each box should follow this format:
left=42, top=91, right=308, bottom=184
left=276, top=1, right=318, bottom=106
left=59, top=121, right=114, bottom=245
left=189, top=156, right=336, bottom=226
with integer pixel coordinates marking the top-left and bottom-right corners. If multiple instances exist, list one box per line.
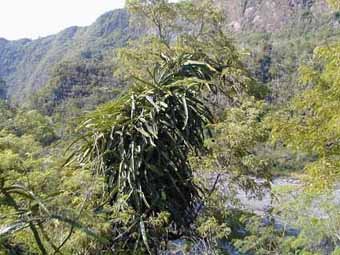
left=0, top=0, right=126, bottom=40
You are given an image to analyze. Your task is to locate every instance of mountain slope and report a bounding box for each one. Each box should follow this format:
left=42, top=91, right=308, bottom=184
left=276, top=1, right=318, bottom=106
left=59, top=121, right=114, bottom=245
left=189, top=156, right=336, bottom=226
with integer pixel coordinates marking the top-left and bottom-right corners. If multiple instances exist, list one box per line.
left=0, top=0, right=338, bottom=104
left=0, top=9, right=130, bottom=103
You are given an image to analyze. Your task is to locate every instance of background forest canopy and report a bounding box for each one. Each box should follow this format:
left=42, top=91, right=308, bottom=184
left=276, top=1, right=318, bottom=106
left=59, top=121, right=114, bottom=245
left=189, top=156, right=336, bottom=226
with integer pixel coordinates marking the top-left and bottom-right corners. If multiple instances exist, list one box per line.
left=0, top=0, right=339, bottom=254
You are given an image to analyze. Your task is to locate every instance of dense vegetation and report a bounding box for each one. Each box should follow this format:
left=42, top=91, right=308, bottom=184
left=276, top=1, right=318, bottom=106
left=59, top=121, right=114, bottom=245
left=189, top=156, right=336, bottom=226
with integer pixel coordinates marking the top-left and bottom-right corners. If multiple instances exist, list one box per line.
left=0, top=0, right=339, bottom=254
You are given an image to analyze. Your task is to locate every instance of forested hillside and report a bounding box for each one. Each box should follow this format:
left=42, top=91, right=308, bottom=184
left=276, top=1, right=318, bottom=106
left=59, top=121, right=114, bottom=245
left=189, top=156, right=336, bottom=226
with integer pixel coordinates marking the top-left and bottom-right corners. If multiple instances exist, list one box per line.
left=0, top=0, right=339, bottom=254
left=0, top=0, right=338, bottom=105
left=0, top=9, right=130, bottom=103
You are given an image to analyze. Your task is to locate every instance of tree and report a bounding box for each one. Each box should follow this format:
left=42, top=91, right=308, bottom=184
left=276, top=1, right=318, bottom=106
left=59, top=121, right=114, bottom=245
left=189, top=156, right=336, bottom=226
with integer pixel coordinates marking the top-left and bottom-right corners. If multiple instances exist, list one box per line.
left=119, top=0, right=227, bottom=83
left=268, top=42, right=340, bottom=190
left=68, top=1, right=270, bottom=253
left=327, top=0, right=340, bottom=10
left=196, top=98, right=271, bottom=194
left=71, top=40, right=257, bottom=252
left=12, top=110, right=57, bottom=146
left=126, top=0, right=225, bottom=46
left=31, top=59, right=121, bottom=117
left=0, top=103, right=109, bottom=254
left=0, top=1, right=274, bottom=254
left=127, top=0, right=179, bottom=45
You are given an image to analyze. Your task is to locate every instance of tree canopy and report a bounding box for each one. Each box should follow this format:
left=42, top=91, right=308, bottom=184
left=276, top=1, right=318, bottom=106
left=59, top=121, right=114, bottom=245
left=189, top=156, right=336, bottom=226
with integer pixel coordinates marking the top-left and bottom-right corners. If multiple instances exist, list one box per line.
left=268, top=42, right=340, bottom=190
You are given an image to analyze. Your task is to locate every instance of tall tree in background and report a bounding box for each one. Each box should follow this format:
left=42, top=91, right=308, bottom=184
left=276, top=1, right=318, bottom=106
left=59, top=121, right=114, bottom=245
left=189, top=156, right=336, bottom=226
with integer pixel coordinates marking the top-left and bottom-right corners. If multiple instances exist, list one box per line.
left=268, top=0, right=339, bottom=190
left=268, top=42, right=340, bottom=190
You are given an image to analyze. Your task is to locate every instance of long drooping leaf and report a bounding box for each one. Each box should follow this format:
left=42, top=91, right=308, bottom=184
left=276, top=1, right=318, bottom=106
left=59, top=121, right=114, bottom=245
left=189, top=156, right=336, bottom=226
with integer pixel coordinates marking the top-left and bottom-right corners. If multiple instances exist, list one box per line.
left=70, top=52, right=249, bottom=252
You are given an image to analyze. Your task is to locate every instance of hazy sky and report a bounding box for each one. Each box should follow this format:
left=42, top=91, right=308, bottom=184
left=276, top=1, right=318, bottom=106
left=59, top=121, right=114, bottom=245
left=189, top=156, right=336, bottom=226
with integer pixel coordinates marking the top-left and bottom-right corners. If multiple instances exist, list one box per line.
left=0, top=0, right=126, bottom=40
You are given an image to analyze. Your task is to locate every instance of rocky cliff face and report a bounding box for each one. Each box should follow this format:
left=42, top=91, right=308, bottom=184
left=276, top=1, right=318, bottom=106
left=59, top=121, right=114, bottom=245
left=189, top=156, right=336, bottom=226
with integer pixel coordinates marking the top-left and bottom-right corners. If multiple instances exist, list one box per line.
left=0, top=0, right=337, bottom=103
left=215, top=0, right=334, bottom=32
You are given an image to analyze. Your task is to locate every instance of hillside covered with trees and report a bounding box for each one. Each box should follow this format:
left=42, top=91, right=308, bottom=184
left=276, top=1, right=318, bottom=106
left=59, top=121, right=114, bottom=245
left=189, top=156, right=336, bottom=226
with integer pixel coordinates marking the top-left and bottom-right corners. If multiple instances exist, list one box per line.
left=0, top=0, right=339, bottom=254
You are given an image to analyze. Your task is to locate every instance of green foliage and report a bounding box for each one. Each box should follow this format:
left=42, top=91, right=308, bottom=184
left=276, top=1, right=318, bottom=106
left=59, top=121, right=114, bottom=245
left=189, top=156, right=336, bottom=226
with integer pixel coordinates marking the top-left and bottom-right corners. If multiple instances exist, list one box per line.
left=0, top=101, right=14, bottom=130
left=268, top=42, right=340, bottom=190
left=31, top=58, right=122, bottom=118
left=13, top=110, right=57, bottom=146
left=0, top=102, right=109, bottom=254
left=234, top=195, right=339, bottom=255
left=122, top=0, right=264, bottom=101
left=203, top=98, right=271, bottom=187
left=127, top=0, right=179, bottom=44
left=72, top=46, right=252, bottom=252
left=0, top=102, right=56, bottom=146
left=65, top=1, right=270, bottom=252
left=1, top=1, right=339, bottom=254
left=119, top=0, right=230, bottom=85
left=262, top=183, right=339, bottom=254
left=327, top=0, right=340, bottom=10
left=333, top=247, right=340, bottom=255
left=127, top=0, right=225, bottom=46
left=240, top=26, right=339, bottom=104
left=234, top=216, right=289, bottom=255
